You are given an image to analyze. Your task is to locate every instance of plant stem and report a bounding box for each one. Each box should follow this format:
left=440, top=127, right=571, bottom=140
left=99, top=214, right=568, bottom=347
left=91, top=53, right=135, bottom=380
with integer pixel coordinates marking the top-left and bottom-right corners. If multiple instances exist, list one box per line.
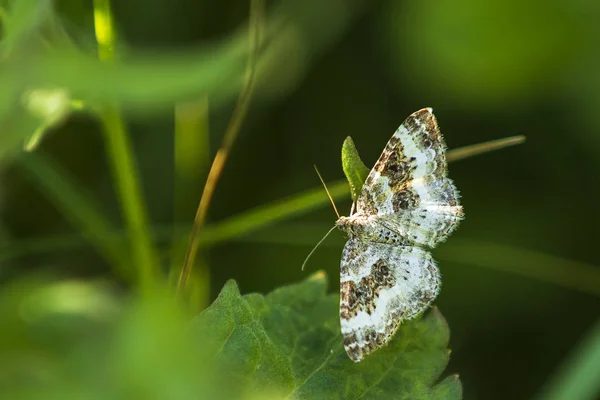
left=17, top=152, right=129, bottom=276
left=93, top=0, right=159, bottom=296
left=446, top=135, right=526, bottom=163
left=177, top=0, right=265, bottom=292
left=172, top=98, right=211, bottom=307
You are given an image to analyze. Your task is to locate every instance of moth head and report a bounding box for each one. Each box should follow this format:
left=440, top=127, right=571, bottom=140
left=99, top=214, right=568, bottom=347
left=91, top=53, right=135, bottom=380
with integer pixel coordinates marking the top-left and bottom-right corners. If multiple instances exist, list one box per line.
left=335, top=216, right=354, bottom=234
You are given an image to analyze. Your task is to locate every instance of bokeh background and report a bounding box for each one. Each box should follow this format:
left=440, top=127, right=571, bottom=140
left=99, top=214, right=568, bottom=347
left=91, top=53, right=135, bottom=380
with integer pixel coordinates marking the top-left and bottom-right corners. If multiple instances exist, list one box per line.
left=2, top=0, right=600, bottom=399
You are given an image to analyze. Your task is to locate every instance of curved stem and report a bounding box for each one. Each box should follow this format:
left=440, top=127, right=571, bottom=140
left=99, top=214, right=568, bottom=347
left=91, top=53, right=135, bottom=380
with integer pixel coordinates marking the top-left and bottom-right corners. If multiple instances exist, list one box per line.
left=177, top=0, right=265, bottom=292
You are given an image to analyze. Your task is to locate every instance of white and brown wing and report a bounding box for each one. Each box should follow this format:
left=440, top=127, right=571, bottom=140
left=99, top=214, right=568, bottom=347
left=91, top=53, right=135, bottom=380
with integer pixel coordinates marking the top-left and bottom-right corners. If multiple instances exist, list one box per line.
left=340, top=238, right=440, bottom=362
left=337, top=108, right=464, bottom=363
left=356, top=108, right=463, bottom=247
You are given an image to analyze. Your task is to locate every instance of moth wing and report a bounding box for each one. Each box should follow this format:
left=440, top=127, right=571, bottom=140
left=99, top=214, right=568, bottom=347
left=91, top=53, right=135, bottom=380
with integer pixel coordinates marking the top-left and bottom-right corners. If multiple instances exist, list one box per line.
left=340, top=238, right=440, bottom=362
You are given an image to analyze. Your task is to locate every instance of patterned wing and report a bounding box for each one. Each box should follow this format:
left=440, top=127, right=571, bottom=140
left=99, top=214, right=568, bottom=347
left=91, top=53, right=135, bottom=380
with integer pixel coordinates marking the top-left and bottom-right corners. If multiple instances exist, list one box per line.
left=375, top=177, right=463, bottom=247
left=340, top=238, right=440, bottom=362
left=356, top=108, right=463, bottom=246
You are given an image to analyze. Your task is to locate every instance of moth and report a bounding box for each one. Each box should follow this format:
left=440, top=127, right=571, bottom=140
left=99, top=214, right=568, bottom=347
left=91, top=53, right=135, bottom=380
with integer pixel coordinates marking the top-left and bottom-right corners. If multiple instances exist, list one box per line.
left=336, top=108, right=464, bottom=362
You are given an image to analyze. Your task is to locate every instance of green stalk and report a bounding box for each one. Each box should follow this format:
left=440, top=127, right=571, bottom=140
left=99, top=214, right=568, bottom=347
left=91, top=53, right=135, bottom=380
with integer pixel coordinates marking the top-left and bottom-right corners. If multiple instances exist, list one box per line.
left=17, top=152, right=129, bottom=276
left=177, top=0, right=265, bottom=292
left=93, top=0, right=159, bottom=296
left=172, top=98, right=211, bottom=309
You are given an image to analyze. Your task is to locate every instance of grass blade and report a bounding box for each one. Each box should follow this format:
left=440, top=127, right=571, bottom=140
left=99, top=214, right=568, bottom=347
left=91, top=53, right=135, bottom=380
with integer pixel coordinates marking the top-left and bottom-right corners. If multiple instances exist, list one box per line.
left=199, top=180, right=348, bottom=248
left=172, top=98, right=211, bottom=308
left=93, top=0, right=160, bottom=296
left=437, top=239, right=600, bottom=298
left=15, top=152, right=129, bottom=275
left=177, top=0, right=265, bottom=292
left=447, top=135, right=526, bottom=163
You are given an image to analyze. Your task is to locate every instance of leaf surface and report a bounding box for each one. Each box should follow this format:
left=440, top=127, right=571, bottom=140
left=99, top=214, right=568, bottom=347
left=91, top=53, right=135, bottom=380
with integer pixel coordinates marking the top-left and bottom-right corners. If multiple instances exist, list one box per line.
left=194, top=273, right=461, bottom=399
left=341, top=136, right=370, bottom=203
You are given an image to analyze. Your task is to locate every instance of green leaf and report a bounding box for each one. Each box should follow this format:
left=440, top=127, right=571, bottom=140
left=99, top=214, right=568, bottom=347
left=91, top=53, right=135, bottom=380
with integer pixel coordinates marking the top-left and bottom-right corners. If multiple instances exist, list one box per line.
left=192, top=280, right=295, bottom=398
left=193, top=272, right=461, bottom=399
left=341, top=136, right=370, bottom=203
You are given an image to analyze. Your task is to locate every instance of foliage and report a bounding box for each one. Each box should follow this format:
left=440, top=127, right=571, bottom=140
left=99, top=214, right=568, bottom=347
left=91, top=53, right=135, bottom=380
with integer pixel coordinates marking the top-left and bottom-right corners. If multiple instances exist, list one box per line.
left=341, top=136, right=370, bottom=203
left=193, top=273, right=461, bottom=399
left=2, top=0, right=600, bottom=399
left=0, top=273, right=460, bottom=399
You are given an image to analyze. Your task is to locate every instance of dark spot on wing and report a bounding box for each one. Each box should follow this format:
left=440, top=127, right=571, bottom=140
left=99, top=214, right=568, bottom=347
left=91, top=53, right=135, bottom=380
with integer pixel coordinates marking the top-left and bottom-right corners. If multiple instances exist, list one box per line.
left=391, top=188, right=420, bottom=212
left=340, top=259, right=397, bottom=319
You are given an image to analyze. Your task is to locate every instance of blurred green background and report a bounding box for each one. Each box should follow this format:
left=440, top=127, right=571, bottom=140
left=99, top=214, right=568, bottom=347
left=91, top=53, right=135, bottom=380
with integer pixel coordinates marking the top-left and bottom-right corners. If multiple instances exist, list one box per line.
left=2, top=0, right=600, bottom=399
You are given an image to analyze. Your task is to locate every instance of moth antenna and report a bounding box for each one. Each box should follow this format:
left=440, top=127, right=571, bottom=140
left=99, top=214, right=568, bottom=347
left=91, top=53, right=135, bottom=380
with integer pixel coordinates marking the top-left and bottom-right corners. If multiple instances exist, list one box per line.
left=301, top=225, right=337, bottom=271
left=314, top=165, right=340, bottom=219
